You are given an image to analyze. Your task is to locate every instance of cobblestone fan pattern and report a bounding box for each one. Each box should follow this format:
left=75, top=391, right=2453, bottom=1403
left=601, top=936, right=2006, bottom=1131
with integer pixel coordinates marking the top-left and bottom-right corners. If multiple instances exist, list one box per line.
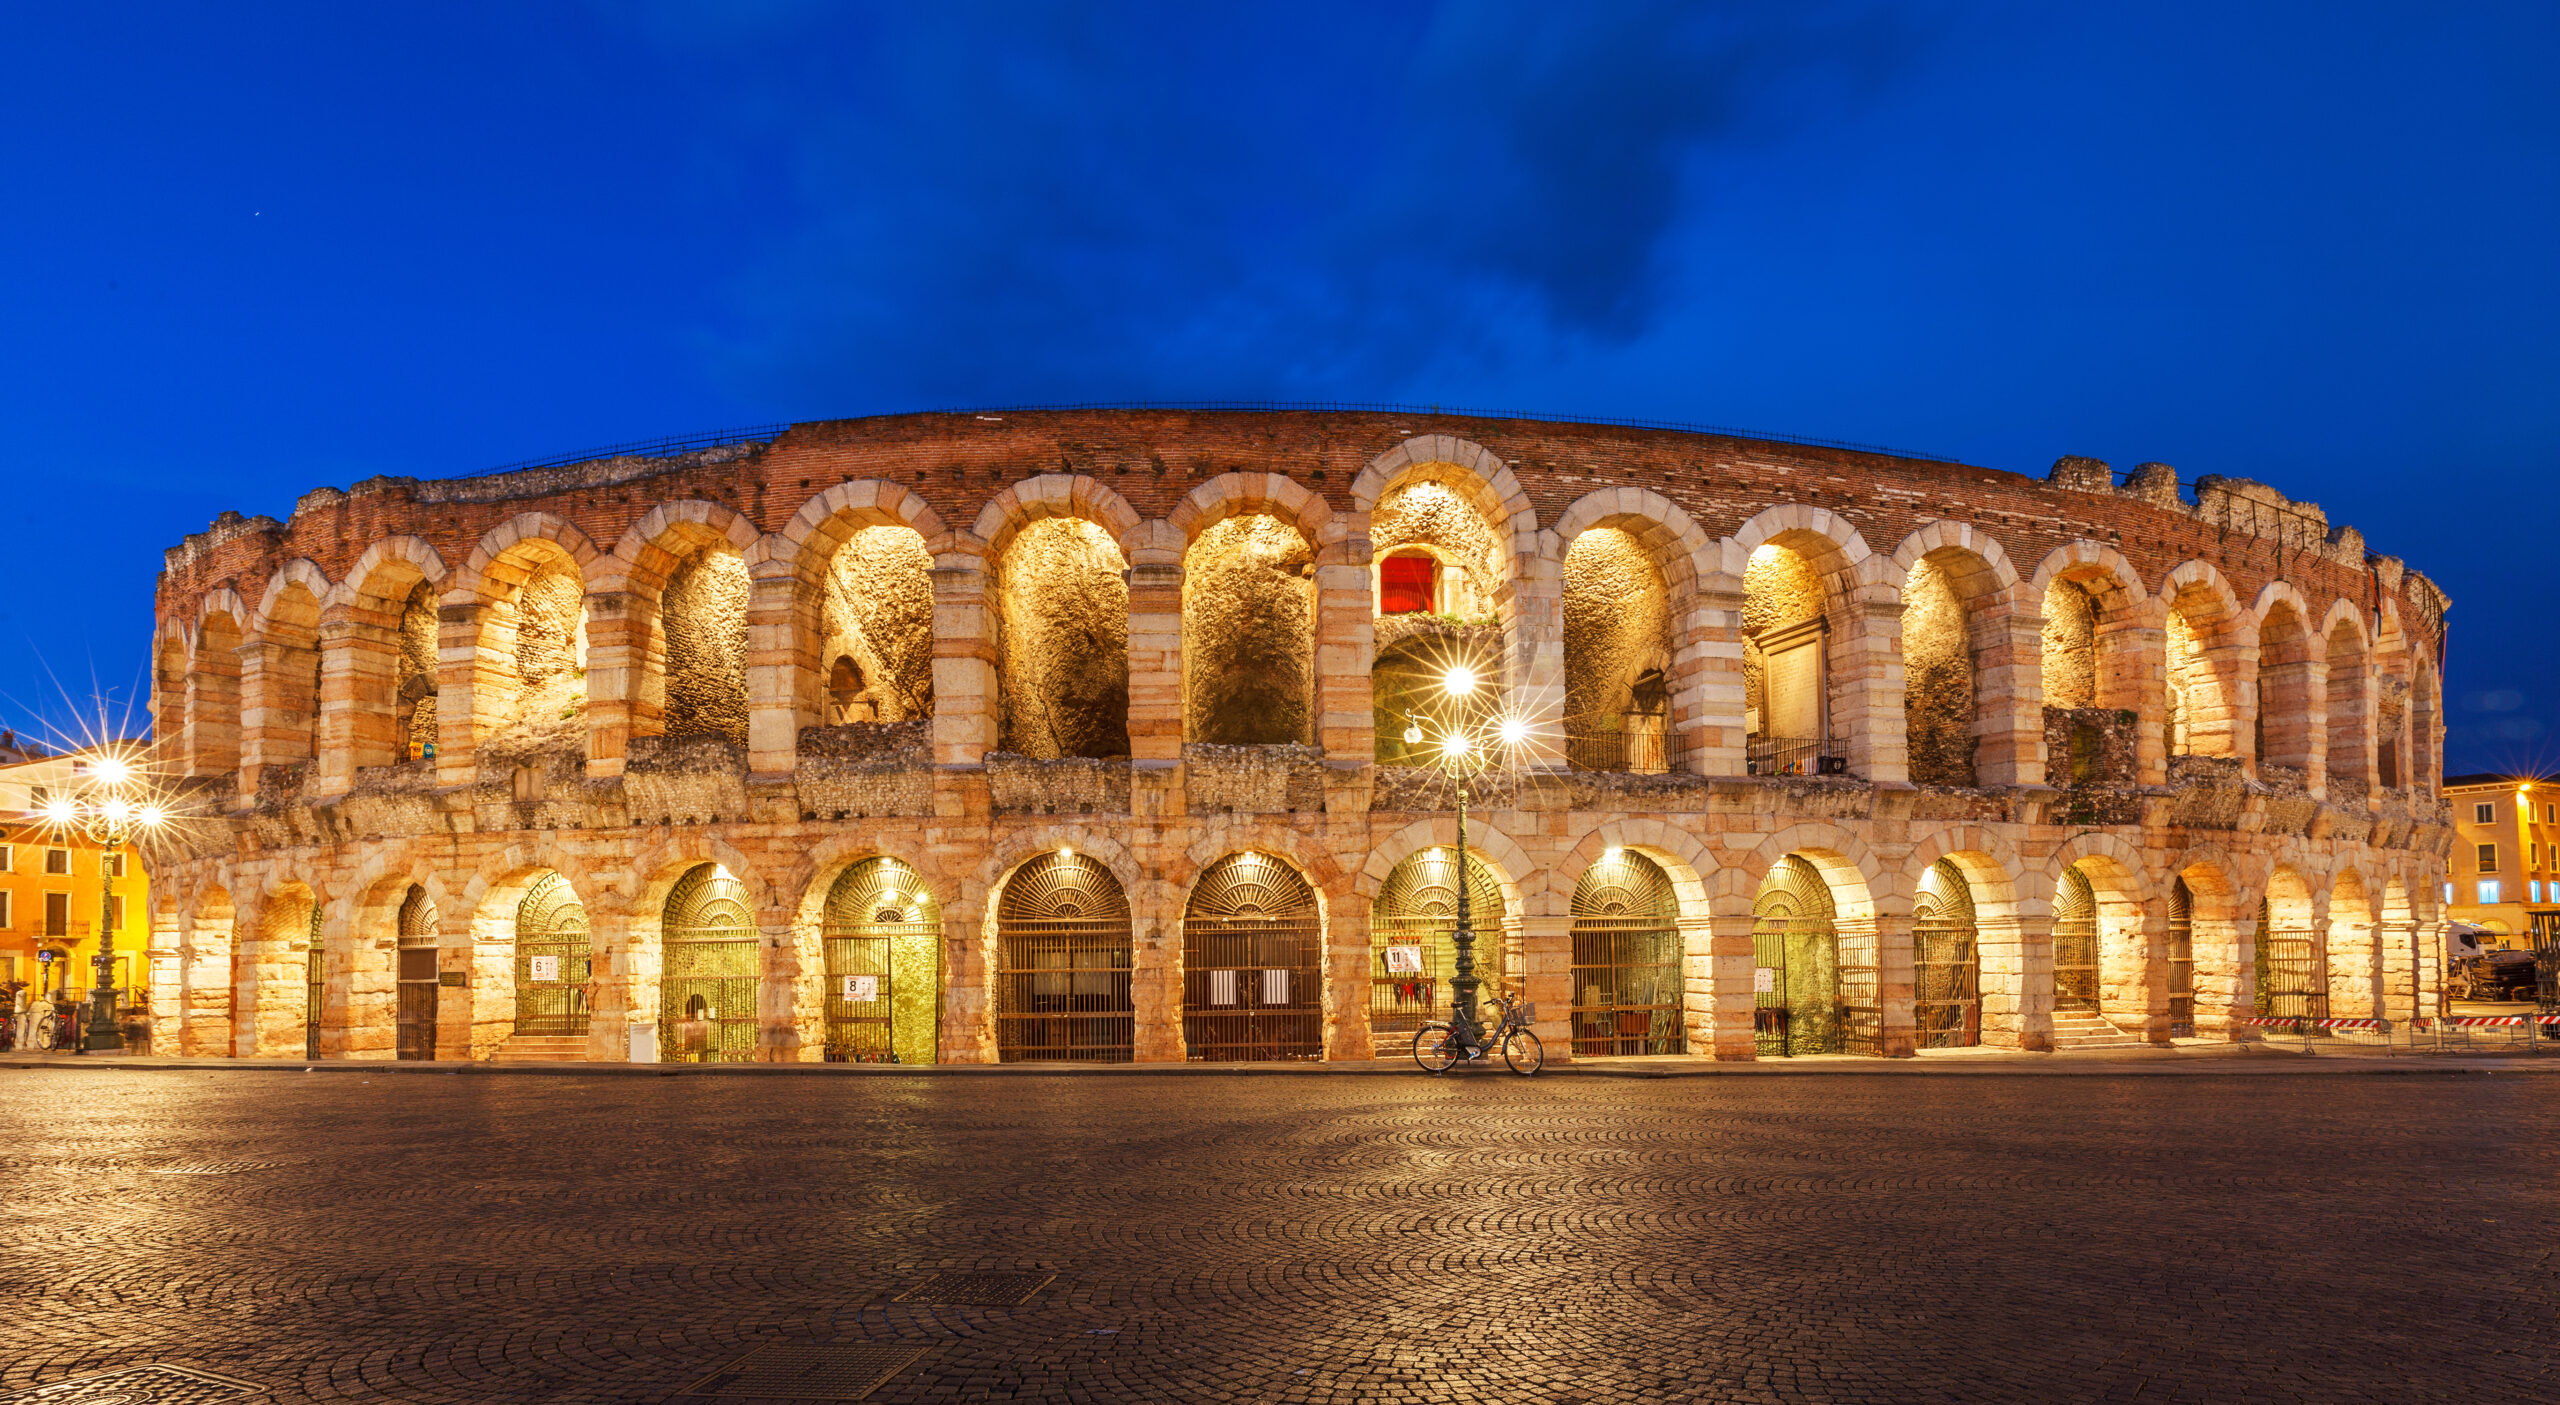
left=1, top=1071, right=2551, bottom=1403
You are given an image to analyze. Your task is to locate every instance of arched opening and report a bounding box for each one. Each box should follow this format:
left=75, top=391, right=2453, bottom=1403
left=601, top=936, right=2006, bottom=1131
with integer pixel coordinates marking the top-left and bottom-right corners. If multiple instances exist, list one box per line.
left=2039, top=566, right=2147, bottom=789
left=2053, top=865, right=2101, bottom=1013
left=2168, top=878, right=2195, bottom=1037
left=2324, top=619, right=2371, bottom=799
left=1371, top=478, right=1506, bottom=765
left=2256, top=871, right=2325, bottom=1023
left=1568, top=849, right=1683, bottom=1057
left=391, top=580, right=439, bottom=763
left=994, top=850, right=1133, bottom=1062
left=2254, top=601, right=2315, bottom=779
left=1180, top=851, right=1322, bottom=1062
left=251, top=884, right=319, bottom=1058
left=656, top=546, right=750, bottom=747
left=1901, top=551, right=2002, bottom=788
left=660, top=863, right=758, bottom=1063
left=2381, top=875, right=2417, bottom=1021
left=250, top=581, right=324, bottom=794
left=2328, top=870, right=2377, bottom=1018
left=1371, top=633, right=1497, bottom=765
left=1753, top=855, right=1864, bottom=1055
left=1562, top=529, right=1674, bottom=774
left=512, top=872, right=590, bottom=1040
left=1369, top=846, right=1508, bottom=1055
left=2373, top=610, right=2410, bottom=790
left=818, top=525, right=934, bottom=727
left=472, top=544, right=589, bottom=766
left=1183, top=516, right=1314, bottom=746
left=396, top=884, right=439, bottom=1061
left=996, top=519, right=1130, bottom=759
left=182, top=888, right=237, bottom=1057
left=2042, top=579, right=2099, bottom=710
left=2411, top=661, right=2441, bottom=795
left=189, top=612, right=244, bottom=777
left=2163, top=596, right=2232, bottom=759
left=1744, top=544, right=1829, bottom=776
left=820, top=856, right=940, bottom=1064
left=154, top=635, right=189, bottom=762
left=1913, top=858, right=1981, bottom=1048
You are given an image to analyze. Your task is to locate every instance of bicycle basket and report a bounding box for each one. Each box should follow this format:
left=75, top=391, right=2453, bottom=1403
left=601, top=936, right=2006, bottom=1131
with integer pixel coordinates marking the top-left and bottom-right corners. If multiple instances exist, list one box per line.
left=1512, top=1002, right=1537, bottom=1025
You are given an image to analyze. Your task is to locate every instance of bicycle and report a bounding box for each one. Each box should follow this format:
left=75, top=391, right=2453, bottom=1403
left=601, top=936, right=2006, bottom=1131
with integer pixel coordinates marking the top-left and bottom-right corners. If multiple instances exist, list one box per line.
left=1412, top=988, right=1544, bottom=1076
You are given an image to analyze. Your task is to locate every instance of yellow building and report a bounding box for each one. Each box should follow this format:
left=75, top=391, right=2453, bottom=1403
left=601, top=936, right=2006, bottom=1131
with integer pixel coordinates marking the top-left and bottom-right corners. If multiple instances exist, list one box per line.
left=2443, top=772, right=2560, bottom=945
left=0, top=749, right=154, bottom=1004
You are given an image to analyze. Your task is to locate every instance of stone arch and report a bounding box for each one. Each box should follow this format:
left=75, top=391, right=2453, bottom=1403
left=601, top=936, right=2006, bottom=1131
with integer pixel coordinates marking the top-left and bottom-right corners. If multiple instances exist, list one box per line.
left=1899, top=828, right=2024, bottom=1048
left=967, top=474, right=1146, bottom=565
left=596, top=502, right=760, bottom=753
left=972, top=824, right=1148, bottom=1063
left=2327, top=865, right=2379, bottom=1018
left=1182, top=504, right=1317, bottom=746
left=2371, top=599, right=2412, bottom=790
left=2047, top=834, right=2156, bottom=1040
left=1552, top=820, right=1717, bottom=1057
left=982, top=484, right=1135, bottom=760
left=447, top=514, right=602, bottom=770
left=1358, top=440, right=1537, bottom=755
left=1736, top=826, right=1890, bottom=1056
left=1357, top=817, right=1538, bottom=912
left=1169, top=472, right=1334, bottom=552
left=335, top=536, right=450, bottom=612
left=2409, top=651, right=2443, bottom=796
left=2321, top=601, right=2374, bottom=798
left=2029, top=542, right=2155, bottom=784
left=2161, top=561, right=2247, bottom=763
left=317, top=536, right=448, bottom=784
left=1890, top=524, right=2034, bottom=788
left=2249, top=582, right=2320, bottom=780
left=768, top=482, right=948, bottom=737
left=1550, top=490, right=1712, bottom=776
left=1729, top=505, right=1896, bottom=782
left=240, top=878, right=324, bottom=1058
left=2166, top=848, right=2252, bottom=1039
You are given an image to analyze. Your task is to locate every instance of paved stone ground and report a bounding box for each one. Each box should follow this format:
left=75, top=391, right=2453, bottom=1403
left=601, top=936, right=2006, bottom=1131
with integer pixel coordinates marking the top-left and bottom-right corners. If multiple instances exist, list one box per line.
left=0, top=1067, right=2551, bottom=1404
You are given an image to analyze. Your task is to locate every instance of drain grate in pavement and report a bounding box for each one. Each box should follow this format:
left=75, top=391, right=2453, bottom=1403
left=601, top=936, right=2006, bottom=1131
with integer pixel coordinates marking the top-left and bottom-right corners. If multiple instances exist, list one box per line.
left=680, top=1343, right=927, bottom=1401
left=891, top=1271, right=1055, bottom=1306
left=0, top=1364, right=265, bottom=1403
left=144, top=1162, right=290, bottom=1177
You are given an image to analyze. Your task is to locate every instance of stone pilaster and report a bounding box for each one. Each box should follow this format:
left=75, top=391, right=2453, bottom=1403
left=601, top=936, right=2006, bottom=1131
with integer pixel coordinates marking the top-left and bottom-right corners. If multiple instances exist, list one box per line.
left=1323, top=893, right=1373, bottom=1062
left=437, top=598, right=495, bottom=786
left=1703, top=897, right=1757, bottom=1060
left=928, top=559, right=997, bottom=768
left=744, top=563, right=801, bottom=776
left=236, top=638, right=317, bottom=804
left=1125, top=553, right=1185, bottom=765
left=1517, top=912, right=1574, bottom=1064
left=1973, top=585, right=2045, bottom=787
left=581, top=590, right=656, bottom=778
left=1839, top=588, right=1908, bottom=784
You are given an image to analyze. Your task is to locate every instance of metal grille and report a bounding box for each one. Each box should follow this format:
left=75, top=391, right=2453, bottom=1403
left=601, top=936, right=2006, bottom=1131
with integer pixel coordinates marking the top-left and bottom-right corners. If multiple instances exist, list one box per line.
left=2053, top=864, right=2100, bottom=1012
left=1563, top=712, right=1686, bottom=774
left=1752, top=855, right=1871, bottom=1055
left=303, top=897, right=324, bottom=1059
left=1181, top=852, right=1322, bottom=1062
left=513, top=872, right=590, bottom=1038
left=1912, top=859, right=1980, bottom=1049
left=995, top=852, right=1132, bottom=1062
left=662, top=864, right=760, bottom=1063
left=1369, top=847, right=1507, bottom=1054
left=822, top=857, right=940, bottom=1064
left=2167, top=880, right=2195, bottom=1038
left=2255, top=897, right=2328, bottom=1025
left=395, top=885, right=438, bottom=1062
left=1569, top=850, right=1685, bottom=1057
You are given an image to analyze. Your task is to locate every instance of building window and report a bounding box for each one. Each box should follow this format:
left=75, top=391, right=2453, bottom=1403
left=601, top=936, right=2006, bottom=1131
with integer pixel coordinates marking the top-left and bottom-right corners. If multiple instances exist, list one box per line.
left=2479, top=880, right=2502, bottom=905
left=105, top=853, right=124, bottom=879
left=0, top=890, right=11, bottom=929
left=1378, top=551, right=1438, bottom=615
left=2478, top=843, right=2499, bottom=873
left=2475, top=802, right=2496, bottom=824
left=0, top=843, right=11, bottom=872
left=2445, top=882, right=2455, bottom=905
left=2546, top=803, right=2555, bottom=825
left=43, top=848, right=68, bottom=875
left=107, top=894, right=124, bottom=931
left=42, top=891, right=68, bottom=937
left=2535, top=881, right=2546, bottom=904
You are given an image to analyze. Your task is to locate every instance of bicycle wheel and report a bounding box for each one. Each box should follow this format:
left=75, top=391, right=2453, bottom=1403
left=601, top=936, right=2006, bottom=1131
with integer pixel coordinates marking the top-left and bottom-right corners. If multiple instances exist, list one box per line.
left=1412, top=1022, right=1461, bottom=1074
left=1502, top=1027, right=1545, bottom=1076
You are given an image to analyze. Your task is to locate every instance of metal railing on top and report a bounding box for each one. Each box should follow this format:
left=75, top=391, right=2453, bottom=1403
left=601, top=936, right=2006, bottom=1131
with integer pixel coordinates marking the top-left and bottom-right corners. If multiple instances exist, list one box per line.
left=1747, top=736, right=1842, bottom=778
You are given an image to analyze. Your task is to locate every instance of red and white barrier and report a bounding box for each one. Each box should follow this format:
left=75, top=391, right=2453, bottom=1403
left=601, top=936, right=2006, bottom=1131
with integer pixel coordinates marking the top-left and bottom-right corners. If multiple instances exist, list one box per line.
left=2243, top=1015, right=2395, bottom=1030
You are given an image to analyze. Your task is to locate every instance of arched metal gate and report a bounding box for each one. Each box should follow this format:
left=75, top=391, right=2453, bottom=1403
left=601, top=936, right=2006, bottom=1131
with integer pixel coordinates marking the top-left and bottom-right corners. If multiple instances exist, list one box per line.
left=395, top=885, right=438, bottom=1062
left=2167, top=879, right=2195, bottom=1037
left=2052, top=865, right=2100, bottom=1012
left=2255, top=896, right=2327, bottom=1025
left=1181, top=852, right=1322, bottom=1062
left=1753, top=855, right=1866, bottom=1056
left=822, top=856, right=940, bottom=1064
left=514, top=872, right=590, bottom=1037
left=1912, top=858, right=1981, bottom=1049
left=1569, top=850, right=1684, bottom=1057
left=1369, top=847, right=1507, bottom=1056
left=303, top=898, right=324, bottom=1060
left=661, top=864, right=759, bottom=1063
left=995, top=852, right=1132, bottom=1062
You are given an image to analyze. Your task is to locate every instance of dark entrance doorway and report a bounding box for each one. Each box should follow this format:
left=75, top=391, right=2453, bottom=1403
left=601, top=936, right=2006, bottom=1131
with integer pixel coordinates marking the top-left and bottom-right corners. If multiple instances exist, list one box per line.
left=395, top=885, right=437, bottom=1062
left=513, top=872, right=590, bottom=1038
left=995, top=851, right=1133, bottom=1062
left=1180, top=852, right=1322, bottom=1062
left=660, top=864, right=759, bottom=1063
left=1912, top=859, right=1981, bottom=1049
left=2053, top=865, right=2100, bottom=1013
left=1368, top=847, right=1507, bottom=1056
left=1568, top=850, right=1684, bottom=1057
left=821, top=856, right=940, bottom=1064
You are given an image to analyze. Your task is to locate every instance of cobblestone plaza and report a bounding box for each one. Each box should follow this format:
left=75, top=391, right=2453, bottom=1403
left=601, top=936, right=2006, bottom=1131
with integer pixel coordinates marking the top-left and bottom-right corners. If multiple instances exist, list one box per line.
left=1, top=1065, right=2550, bottom=1403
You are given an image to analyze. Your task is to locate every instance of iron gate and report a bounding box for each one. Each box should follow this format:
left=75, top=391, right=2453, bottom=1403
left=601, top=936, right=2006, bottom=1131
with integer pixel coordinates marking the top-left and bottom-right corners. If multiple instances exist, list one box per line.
left=1753, top=855, right=1872, bottom=1055
left=822, top=856, right=940, bottom=1064
left=995, top=852, right=1132, bottom=1062
left=1569, top=849, right=1684, bottom=1057
left=2167, top=880, right=2195, bottom=1038
left=1913, top=858, right=1981, bottom=1049
left=514, top=872, right=590, bottom=1037
left=2255, top=897, right=2328, bottom=1025
left=661, top=864, right=760, bottom=1063
left=2053, top=864, right=2100, bottom=1012
left=303, top=897, right=324, bottom=1060
left=395, top=885, right=437, bottom=1062
left=1369, top=846, right=1507, bottom=1055
left=1181, top=852, right=1322, bottom=1062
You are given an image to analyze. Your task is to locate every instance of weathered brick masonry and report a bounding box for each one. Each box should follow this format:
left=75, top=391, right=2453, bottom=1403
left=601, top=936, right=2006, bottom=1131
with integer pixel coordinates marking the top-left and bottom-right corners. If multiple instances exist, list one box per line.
left=143, top=410, right=2454, bottom=1064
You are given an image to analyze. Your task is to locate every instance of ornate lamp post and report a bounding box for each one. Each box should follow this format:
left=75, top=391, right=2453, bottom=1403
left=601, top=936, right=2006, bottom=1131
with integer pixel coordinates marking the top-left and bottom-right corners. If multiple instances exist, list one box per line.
left=1401, top=664, right=1528, bottom=1054
left=37, top=750, right=168, bottom=1053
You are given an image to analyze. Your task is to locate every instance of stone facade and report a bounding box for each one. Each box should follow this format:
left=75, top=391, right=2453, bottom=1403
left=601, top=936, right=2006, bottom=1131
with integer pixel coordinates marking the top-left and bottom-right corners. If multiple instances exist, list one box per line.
left=143, top=411, right=2454, bottom=1064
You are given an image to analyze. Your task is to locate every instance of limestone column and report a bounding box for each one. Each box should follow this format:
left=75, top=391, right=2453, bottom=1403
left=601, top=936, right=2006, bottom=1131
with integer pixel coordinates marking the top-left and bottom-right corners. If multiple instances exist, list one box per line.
left=180, top=916, right=232, bottom=1056
left=436, top=598, right=495, bottom=786
left=1130, top=882, right=1184, bottom=1063
left=1686, top=575, right=1748, bottom=777
left=929, top=558, right=997, bottom=769
left=236, top=638, right=316, bottom=804
left=2203, top=900, right=2255, bottom=1042
left=1517, top=911, right=1574, bottom=1064
left=2378, top=916, right=2418, bottom=1024
left=581, top=590, right=657, bottom=779
left=1863, top=907, right=1917, bottom=1057
left=1699, top=890, right=1761, bottom=1059
left=184, top=655, right=242, bottom=779
left=2102, top=613, right=2167, bottom=786
left=1508, top=549, right=1565, bottom=769
left=1972, top=585, right=2044, bottom=787
left=744, top=558, right=802, bottom=777
left=1989, top=901, right=2043, bottom=1051
left=312, top=613, right=393, bottom=798
left=2297, top=656, right=2331, bottom=795
left=583, top=898, right=643, bottom=1062
left=1837, top=586, right=1908, bottom=784
left=1312, top=530, right=1375, bottom=764
left=1323, top=890, right=1373, bottom=1062
left=1124, top=543, right=1185, bottom=765
left=2201, top=632, right=2260, bottom=768
left=756, top=918, right=803, bottom=1062
left=146, top=904, right=183, bottom=1055
left=342, top=911, right=397, bottom=1061
left=938, top=900, right=996, bottom=1064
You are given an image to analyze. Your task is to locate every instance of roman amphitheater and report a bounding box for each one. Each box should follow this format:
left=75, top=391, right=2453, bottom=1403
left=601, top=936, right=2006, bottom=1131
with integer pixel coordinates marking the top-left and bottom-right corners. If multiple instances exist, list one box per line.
left=140, top=409, right=2453, bottom=1065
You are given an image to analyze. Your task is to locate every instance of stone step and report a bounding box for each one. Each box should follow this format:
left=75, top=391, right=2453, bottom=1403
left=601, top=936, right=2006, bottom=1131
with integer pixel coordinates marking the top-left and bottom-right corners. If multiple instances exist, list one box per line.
left=487, top=1034, right=588, bottom=1064
left=2050, top=1011, right=2147, bottom=1049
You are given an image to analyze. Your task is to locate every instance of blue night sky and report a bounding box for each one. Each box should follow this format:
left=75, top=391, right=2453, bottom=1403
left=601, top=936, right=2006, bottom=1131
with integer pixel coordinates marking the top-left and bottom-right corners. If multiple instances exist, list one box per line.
left=3, top=3, right=2552, bottom=772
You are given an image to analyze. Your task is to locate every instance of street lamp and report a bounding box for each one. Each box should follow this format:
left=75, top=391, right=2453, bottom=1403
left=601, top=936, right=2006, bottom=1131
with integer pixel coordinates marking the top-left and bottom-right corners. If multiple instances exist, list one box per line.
left=37, top=748, right=169, bottom=1052
left=1400, top=664, right=1531, bottom=1053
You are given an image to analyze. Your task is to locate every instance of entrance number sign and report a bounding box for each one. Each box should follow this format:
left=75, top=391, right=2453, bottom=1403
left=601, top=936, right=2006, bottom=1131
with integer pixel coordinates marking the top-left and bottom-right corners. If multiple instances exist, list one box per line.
left=1384, top=945, right=1425, bottom=975
left=841, top=974, right=879, bottom=1002
left=528, top=955, right=559, bottom=982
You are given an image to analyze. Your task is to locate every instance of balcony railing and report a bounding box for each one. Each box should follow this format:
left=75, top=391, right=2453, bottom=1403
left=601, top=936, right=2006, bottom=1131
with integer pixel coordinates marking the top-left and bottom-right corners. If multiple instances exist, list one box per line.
left=1747, top=736, right=1844, bottom=778
left=1563, top=714, right=1685, bottom=775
